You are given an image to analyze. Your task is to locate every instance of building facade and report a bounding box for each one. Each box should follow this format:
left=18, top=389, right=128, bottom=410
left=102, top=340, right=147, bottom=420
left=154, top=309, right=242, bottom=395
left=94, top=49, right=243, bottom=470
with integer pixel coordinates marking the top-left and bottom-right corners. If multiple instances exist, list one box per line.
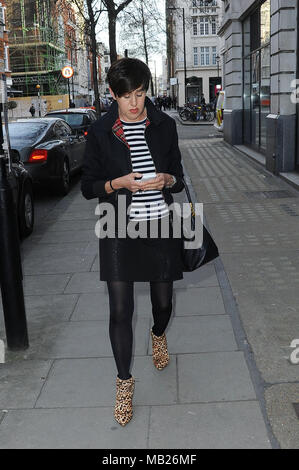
left=0, top=1, right=12, bottom=88
left=166, top=0, right=223, bottom=106
left=97, top=42, right=111, bottom=98
left=219, top=0, right=298, bottom=174
left=6, top=0, right=91, bottom=103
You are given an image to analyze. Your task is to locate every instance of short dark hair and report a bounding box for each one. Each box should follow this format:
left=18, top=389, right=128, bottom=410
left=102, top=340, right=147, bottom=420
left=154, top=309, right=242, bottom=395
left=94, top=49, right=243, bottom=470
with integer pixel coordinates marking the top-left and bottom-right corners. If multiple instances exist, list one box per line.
left=107, top=58, right=152, bottom=97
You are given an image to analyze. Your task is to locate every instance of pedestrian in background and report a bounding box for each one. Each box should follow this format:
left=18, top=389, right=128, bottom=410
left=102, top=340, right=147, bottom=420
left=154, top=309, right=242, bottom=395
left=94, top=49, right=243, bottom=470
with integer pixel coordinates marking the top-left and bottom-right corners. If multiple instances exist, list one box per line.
left=29, top=104, right=35, bottom=117
left=81, top=58, right=184, bottom=427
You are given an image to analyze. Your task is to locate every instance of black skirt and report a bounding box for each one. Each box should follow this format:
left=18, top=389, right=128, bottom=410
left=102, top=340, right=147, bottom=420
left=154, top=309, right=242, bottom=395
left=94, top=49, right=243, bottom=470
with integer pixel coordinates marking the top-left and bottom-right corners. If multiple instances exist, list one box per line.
left=99, top=214, right=183, bottom=282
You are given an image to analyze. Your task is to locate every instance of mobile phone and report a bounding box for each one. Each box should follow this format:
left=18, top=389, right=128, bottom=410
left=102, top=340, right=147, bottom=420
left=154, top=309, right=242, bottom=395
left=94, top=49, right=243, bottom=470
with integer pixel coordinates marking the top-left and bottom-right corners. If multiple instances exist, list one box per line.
left=140, top=172, right=156, bottom=181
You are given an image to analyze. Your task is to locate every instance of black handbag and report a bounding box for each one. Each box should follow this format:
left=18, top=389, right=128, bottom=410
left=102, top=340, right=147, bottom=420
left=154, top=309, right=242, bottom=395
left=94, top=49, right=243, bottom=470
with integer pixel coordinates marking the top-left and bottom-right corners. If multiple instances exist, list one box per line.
left=177, top=177, right=219, bottom=272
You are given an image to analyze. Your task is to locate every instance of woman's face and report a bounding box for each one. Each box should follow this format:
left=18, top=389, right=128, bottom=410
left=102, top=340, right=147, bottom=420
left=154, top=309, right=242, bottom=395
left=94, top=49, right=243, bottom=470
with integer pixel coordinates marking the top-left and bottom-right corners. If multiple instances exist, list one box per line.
left=109, top=86, right=147, bottom=122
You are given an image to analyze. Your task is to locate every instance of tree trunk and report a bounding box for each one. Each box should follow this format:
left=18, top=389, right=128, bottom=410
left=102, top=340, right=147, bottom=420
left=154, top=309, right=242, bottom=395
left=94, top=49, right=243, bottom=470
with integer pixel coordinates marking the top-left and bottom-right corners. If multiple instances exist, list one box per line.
left=87, top=0, right=101, bottom=118
left=108, top=11, right=118, bottom=64
left=140, top=1, right=154, bottom=96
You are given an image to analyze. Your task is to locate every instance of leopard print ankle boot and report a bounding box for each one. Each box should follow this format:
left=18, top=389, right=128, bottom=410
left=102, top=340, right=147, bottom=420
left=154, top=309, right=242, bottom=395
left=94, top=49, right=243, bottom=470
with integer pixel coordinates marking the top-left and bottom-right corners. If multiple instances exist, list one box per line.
left=151, top=328, right=170, bottom=370
left=114, top=376, right=135, bottom=426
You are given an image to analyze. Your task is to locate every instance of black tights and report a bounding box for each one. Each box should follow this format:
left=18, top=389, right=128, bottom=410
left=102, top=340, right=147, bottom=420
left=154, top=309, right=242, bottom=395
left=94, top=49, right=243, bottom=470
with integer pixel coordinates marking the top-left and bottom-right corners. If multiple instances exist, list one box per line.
left=107, top=280, right=173, bottom=380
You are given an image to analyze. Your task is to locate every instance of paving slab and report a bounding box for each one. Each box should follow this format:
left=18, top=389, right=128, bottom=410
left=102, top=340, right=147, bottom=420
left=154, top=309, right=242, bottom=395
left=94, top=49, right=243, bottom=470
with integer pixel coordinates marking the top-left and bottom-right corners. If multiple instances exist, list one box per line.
left=45, top=209, right=98, bottom=221
left=0, top=294, right=78, bottom=327
left=23, top=274, right=72, bottom=295
left=0, top=407, right=150, bottom=449
left=30, top=317, right=151, bottom=359
left=23, top=241, right=93, bottom=258
left=173, top=286, right=225, bottom=316
left=24, top=294, right=78, bottom=324
left=22, top=252, right=95, bottom=275
left=36, top=355, right=177, bottom=408
left=174, top=263, right=219, bottom=288
left=148, top=402, right=271, bottom=449
left=70, top=292, right=152, bottom=321
left=63, top=272, right=107, bottom=294
left=0, top=360, right=52, bottom=409
left=37, top=230, right=96, bottom=244
left=177, top=352, right=256, bottom=403
left=162, top=315, right=237, bottom=354
left=41, top=219, right=97, bottom=232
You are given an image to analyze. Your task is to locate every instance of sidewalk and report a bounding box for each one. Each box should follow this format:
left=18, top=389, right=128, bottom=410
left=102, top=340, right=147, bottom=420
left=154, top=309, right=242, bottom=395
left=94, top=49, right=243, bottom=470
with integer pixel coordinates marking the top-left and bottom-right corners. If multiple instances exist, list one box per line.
left=1, top=135, right=295, bottom=448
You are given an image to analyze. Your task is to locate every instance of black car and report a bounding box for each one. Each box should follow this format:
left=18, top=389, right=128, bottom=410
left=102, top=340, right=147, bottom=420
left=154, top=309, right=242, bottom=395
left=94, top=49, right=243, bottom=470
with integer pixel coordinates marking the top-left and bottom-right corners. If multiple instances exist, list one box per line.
left=7, top=118, right=86, bottom=196
left=4, top=150, right=35, bottom=238
left=44, top=108, right=97, bottom=136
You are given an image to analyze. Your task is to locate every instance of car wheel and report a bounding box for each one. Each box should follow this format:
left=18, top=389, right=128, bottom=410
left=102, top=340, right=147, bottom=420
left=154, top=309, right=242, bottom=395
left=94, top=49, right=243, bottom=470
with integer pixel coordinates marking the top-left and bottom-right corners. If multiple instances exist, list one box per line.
left=56, top=157, right=70, bottom=196
left=19, top=181, right=34, bottom=238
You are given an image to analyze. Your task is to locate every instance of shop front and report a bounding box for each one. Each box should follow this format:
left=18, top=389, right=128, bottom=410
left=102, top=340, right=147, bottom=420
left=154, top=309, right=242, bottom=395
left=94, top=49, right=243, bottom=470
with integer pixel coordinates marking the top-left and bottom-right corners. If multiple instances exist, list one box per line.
left=242, top=0, right=271, bottom=154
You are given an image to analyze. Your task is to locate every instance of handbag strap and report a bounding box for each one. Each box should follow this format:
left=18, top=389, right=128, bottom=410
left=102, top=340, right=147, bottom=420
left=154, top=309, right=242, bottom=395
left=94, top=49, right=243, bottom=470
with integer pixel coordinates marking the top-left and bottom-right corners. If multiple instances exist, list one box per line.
left=181, top=177, right=196, bottom=218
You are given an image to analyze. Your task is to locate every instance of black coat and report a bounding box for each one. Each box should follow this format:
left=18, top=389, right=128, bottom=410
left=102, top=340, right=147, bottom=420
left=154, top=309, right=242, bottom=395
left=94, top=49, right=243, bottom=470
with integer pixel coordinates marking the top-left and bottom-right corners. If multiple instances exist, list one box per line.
left=80, top=96, right=185, bottom=281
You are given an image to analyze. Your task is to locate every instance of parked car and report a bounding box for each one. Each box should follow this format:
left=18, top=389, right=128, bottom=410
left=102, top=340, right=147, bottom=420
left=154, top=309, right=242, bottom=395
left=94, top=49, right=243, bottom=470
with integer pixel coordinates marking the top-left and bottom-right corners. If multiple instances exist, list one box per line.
left=1, top=147, right=35, bottom=238
left=7, top=118, right=86, bottom=196
left=44, top=108, right=97, bottom=136
left=214, top=90, right=226, bottom=132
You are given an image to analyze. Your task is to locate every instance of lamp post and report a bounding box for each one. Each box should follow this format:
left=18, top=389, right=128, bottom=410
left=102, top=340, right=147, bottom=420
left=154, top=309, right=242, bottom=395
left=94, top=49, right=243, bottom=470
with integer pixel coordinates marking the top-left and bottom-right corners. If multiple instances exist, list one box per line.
left=0, top=73, right=29, bottom=351
left=36, top=84, right=41, bottom=117
left=167, top=6, right=187, bottom=105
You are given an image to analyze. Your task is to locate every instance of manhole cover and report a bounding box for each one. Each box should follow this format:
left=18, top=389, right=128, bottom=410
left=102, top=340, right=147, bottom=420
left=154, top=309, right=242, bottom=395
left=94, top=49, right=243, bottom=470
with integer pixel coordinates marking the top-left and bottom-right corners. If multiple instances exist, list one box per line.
left=244, top=190, right=296, bottom=200
left=293, top=403, right=299, bottom=419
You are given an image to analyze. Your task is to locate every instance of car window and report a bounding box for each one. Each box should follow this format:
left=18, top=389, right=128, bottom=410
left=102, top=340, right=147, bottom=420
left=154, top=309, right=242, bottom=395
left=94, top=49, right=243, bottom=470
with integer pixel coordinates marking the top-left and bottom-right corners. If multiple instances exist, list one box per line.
left=6, top=122, right=48, bottom=142
left=83, top=115, right=90, bottom=125
left=47, top=113, right=84, bottom=126
left=60, top=121, right=72, bottom=136
left=89, top=111, right=97, bottom=121
left=53, top=121, right=69, bottom=138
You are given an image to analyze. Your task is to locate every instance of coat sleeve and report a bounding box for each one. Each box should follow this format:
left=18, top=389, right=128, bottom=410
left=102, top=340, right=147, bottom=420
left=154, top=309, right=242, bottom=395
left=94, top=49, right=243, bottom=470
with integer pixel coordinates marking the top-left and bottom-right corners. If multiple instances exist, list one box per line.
left=80, top=125, right=110, bottom=201
left=166, top=119, right=184, bottom=194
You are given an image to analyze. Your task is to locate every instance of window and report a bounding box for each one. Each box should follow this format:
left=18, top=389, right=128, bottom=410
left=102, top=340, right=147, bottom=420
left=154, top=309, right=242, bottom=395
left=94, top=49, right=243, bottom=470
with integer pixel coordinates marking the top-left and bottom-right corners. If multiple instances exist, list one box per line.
left=4, top=45, right=9, bottom=71
left=205, top=47, right=210, bottom=65
left=242, top=0, right=271, bottom=152
left=211, top=17, right=217, bottom=35
left=194, top=47, right=199, bottom=66
left=60, top=121, right=72, bottom=136
left=0, top=6, right=5, bottom=27
left=200, top=18, right=205, bottom=35
left=212, top=46, right=217, bottom=65
left=54, top=121, right=69, bottom=138
left=193, top=17, right=198, bottom=36
left=200, top=17, right=209, bottom=35
left=200, top=47, right=210, bottom=65
left=201, top=47, right=205, bottom=65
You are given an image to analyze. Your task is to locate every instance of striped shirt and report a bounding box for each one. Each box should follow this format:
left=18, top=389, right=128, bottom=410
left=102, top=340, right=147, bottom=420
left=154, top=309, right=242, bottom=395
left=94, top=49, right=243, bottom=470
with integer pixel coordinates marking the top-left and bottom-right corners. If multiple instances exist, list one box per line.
left=121, top=118, right=169, bottom=222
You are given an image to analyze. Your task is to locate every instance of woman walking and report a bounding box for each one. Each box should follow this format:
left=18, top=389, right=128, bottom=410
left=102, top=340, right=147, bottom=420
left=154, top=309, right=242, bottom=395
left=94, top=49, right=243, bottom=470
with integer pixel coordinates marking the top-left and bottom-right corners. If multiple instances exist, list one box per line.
left=81, top=58, right=184, bottom=426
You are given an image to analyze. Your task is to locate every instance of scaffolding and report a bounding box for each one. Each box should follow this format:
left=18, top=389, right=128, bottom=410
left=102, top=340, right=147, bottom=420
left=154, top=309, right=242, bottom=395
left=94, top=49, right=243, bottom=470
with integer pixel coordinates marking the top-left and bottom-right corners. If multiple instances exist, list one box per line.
left=7, top=0, right=67, bottom=96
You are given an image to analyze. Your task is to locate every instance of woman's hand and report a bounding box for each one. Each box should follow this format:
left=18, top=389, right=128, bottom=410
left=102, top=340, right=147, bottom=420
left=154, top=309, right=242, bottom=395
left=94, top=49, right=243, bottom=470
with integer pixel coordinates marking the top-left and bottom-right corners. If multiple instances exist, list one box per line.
left=138, top=173, right=174, bottom=191
left=115, top=172, right=145, bottom=193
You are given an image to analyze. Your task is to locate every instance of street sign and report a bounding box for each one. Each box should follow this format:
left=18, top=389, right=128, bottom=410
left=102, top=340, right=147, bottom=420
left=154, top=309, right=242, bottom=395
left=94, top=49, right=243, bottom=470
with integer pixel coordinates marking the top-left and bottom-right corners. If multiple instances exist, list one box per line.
left=170, top=77, right=177, bottom=85
left=61, top=66, right=74, bottom=79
